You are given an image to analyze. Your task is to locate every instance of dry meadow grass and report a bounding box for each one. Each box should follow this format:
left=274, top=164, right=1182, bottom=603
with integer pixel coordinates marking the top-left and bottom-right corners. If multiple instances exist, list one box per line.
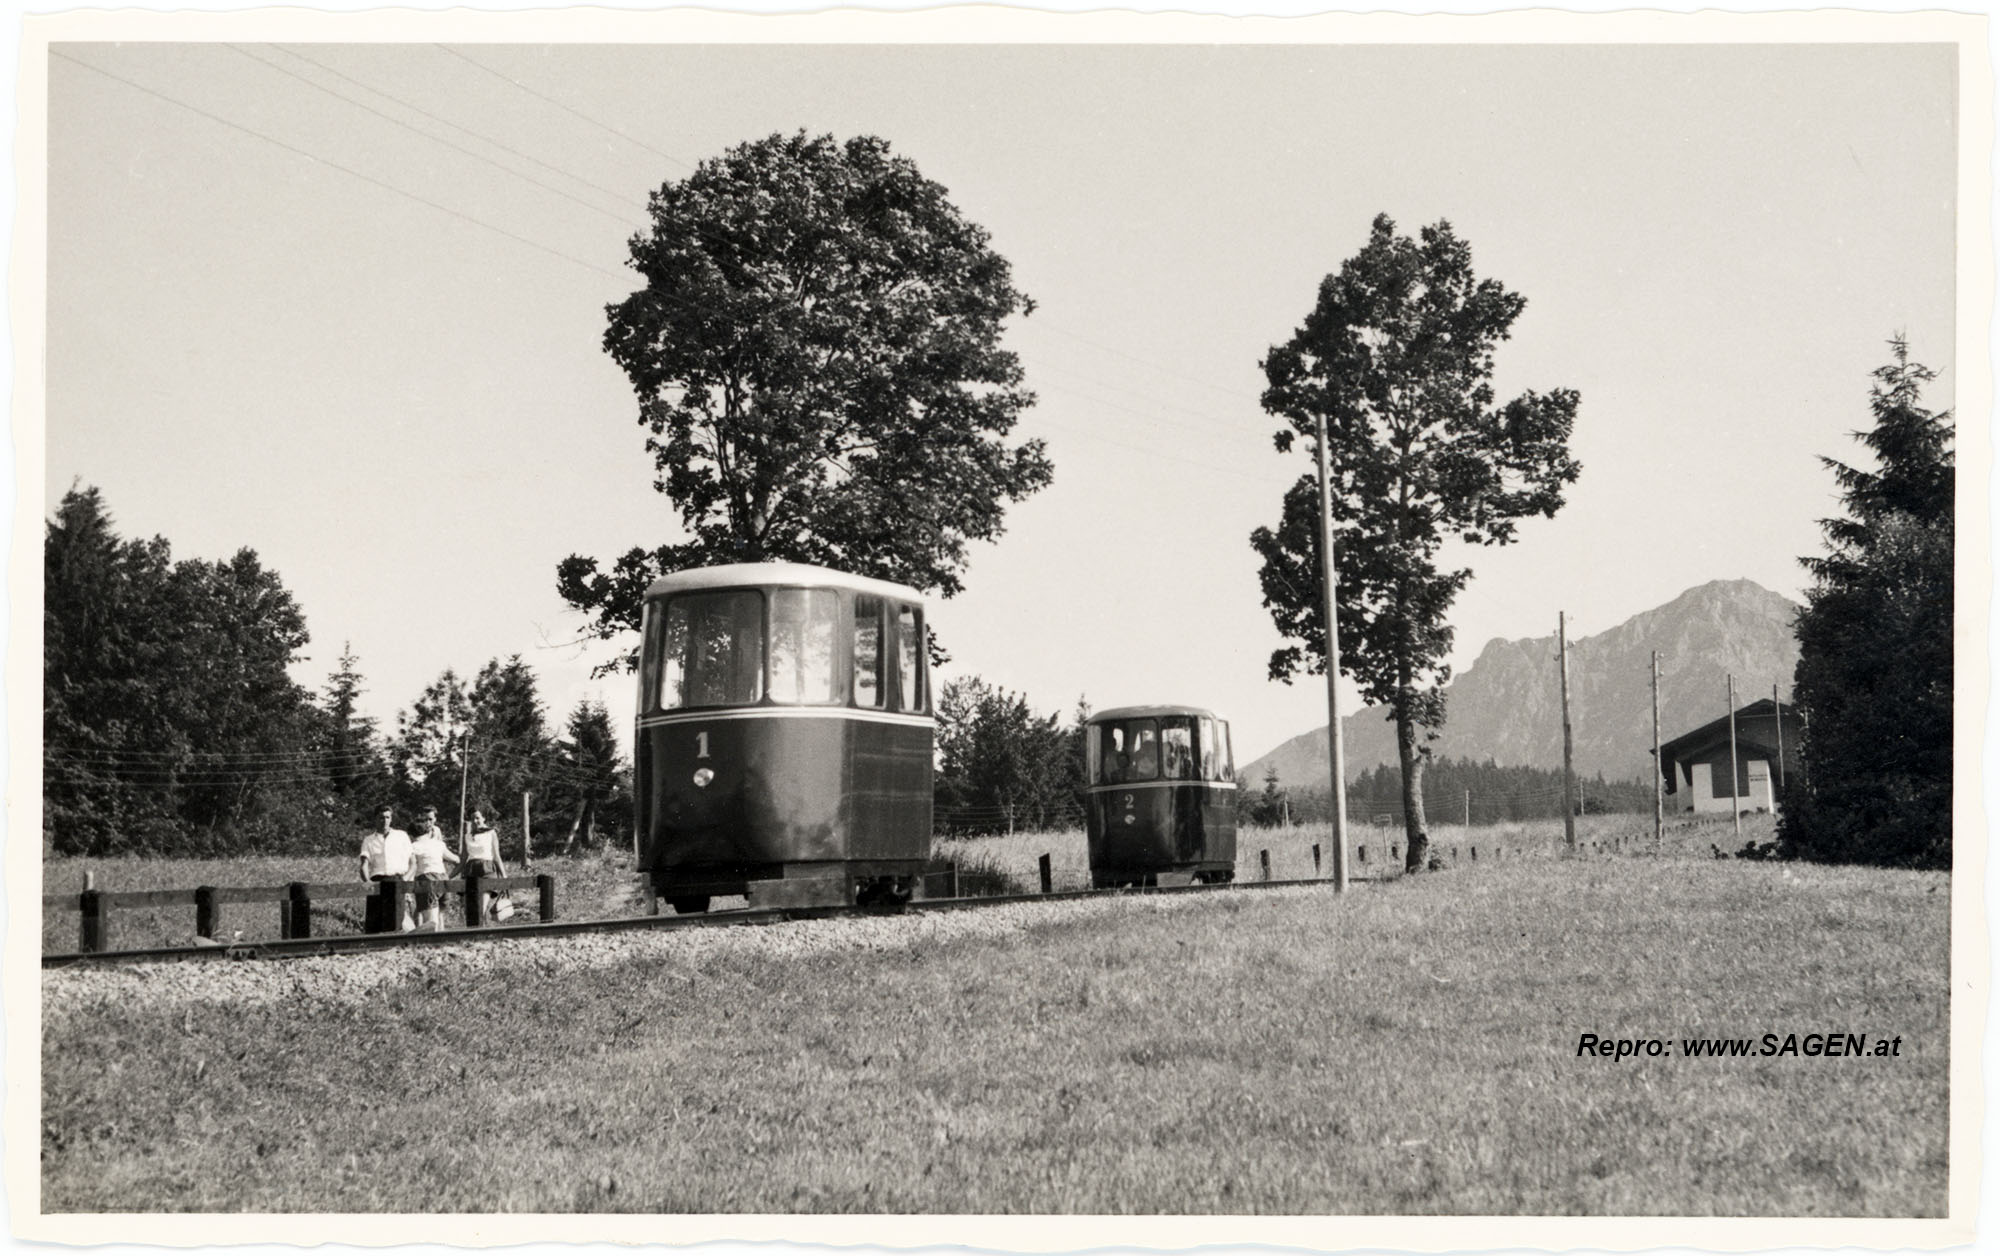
left=41, top=846, right=1945, bottom=1215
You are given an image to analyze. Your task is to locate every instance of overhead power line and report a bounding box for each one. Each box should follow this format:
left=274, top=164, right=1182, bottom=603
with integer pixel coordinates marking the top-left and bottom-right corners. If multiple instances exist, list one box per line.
left=266, top=43, right=643, bottom=211
left=51, top=49, right=630, bottom=284
left=433, top=45, right=696, bottom=173
left=225, top=43, right=640, bottom=228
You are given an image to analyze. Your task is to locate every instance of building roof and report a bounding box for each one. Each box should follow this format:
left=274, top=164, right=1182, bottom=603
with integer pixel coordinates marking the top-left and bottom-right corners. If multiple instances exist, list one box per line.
left=1090, top=704, right=1225, bottom=724
left=645, top=561, right=926, bottom=604
left=1658, top=697, right=1798, bottom=764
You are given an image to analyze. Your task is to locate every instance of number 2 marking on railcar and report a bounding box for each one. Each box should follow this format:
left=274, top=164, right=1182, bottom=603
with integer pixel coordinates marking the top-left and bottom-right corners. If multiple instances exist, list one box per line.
left=695, top=730, right=710, bottom=759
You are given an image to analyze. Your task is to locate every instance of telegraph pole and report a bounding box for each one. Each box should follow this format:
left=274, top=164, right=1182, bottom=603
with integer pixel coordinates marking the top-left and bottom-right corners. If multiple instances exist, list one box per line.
left=1315, top=410, right=1350, bottom=892
left=1773, top=682, right=1786, bottom=796
left=1652, top=651, right=1663, bottom=853
left=1727, top=674, right=1741, bottom=842
left=456, top=726, right=473, bottom=858
left=1559, top=612, right=1575, bottom=850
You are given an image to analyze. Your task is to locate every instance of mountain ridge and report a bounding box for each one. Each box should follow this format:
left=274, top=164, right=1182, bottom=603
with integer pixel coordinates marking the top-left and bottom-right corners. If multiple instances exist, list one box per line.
left=1245, top=579, right=1801, bottom=787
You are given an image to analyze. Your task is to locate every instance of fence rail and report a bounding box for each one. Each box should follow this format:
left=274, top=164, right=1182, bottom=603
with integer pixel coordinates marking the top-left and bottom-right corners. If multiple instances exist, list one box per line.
left=44, top=874, right=557, bottom=953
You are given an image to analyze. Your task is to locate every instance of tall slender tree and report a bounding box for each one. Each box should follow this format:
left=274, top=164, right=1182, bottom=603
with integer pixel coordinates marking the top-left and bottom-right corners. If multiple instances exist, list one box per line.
left=1782, top=338, right=1953, bottom=866
left=561, top=131, right=1051, bottom=669
left=1253, top=215, right=1581, bottom=871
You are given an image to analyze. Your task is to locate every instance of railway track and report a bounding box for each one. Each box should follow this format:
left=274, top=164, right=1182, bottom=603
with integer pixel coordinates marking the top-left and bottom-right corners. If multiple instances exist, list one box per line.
left=42, top=873, right=1373, bottom=969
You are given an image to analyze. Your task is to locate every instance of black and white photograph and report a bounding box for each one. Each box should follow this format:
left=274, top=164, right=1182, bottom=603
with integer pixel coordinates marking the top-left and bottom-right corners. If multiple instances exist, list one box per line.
left=12, top=4, right=1985, bottom=1247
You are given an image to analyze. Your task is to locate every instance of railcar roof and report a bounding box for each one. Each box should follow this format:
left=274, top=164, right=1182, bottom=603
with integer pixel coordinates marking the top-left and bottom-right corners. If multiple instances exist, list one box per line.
left=645, top=561, right=926, bottom=604
left=1089, top=704, right=1224, bottom=723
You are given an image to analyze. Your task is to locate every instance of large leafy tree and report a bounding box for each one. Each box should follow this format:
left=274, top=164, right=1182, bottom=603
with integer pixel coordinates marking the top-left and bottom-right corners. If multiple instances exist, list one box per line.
left=1253, top=215, right=1581, bottom=871
left=934, top=678, right=1086, bottom=834
left=44, top=486, right=324, bottom=854
left=560, top=131, right=1052, bottom=664
left=1781, top=339, right=1953, bottom=867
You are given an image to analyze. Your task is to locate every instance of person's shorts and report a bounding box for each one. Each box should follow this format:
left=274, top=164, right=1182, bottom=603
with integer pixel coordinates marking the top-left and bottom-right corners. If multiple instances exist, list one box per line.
left=414, top=873, right=446, bottom=909
left=462, top=859, right=498, bottom=881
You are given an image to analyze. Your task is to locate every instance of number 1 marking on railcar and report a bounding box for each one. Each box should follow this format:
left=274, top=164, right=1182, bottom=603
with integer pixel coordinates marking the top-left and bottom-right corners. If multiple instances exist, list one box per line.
left=695, top=730, right=710, bottom=759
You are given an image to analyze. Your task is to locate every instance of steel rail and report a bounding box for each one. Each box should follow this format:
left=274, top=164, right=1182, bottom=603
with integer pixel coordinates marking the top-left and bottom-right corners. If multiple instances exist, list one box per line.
left=41, top=873, right=1389, bottom=969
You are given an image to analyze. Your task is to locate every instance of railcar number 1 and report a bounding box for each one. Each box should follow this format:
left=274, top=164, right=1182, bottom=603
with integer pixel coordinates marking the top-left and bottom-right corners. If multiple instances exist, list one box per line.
left=695, top=730, right=710, bottom=758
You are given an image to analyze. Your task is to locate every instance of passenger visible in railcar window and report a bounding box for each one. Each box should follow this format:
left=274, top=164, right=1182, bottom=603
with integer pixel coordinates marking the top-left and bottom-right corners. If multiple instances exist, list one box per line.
left=1129, top=729, right=1159, bottom=779
left=1099, top=726, right=1129, bottom=784
left=1162, top=720, right=1194, bottom=779
left=853, top=595, right=883, bottom=708
left=895, top=604, right=926, bottom=713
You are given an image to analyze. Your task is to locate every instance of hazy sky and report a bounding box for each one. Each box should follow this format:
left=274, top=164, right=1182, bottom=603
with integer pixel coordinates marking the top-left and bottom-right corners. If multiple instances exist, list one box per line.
left=39, top=33, right=1959, bottom=765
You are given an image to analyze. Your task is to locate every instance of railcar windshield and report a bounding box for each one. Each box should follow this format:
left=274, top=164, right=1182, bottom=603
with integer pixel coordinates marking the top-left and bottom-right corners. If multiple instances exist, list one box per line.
left=854, top=595, right=884, bottom=708
left=768, top=588, right=839, bottom=704
left=655, top=591, right=765, bottom=709
left=1095, top=719, right=1161, bottom=784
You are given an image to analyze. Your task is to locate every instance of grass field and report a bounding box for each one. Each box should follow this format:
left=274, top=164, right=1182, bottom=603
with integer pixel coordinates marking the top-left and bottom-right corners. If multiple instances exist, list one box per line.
left=41, top=847, right=1946, bottom=1214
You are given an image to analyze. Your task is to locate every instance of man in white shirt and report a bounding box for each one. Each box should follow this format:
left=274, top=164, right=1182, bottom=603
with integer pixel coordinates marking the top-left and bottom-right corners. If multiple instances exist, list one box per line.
left=358, top=805, right=413, bottom=931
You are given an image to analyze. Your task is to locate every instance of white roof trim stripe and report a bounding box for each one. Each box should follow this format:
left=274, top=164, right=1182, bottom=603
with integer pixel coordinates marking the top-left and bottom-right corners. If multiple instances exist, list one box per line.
left=644, top=561, right=926, bottom=604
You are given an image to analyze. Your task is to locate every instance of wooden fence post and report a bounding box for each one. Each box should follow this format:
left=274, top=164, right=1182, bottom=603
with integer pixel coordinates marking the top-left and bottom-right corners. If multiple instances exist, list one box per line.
left=1038, top=853, right=1052, bottom=895
left=1358, top=844, right=1368, bottom=865
left=386, top=879, right=408, bottom=933
left=195, top=886, right=219, bottom=940
left=79, top=889, right=109, bottom=953
left=1470, top=846, right=1478, bottom=862
left=286, top=882, right=313, bottom=940
left=537, top=873, right=556, bottom=922
left=1312, top=844, right=1322, bottom=875
left=948, top=862, right=960, bottom=899
left=464, top=870, right=485, bottom=927
left=1259, top=850, right=1271, bottom=881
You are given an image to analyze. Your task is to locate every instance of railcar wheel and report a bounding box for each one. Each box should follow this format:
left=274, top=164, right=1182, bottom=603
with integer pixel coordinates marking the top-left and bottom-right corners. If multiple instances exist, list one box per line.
left=670, top=895, right=711, bottom=915
left=855, top=877, right=914, bottom=908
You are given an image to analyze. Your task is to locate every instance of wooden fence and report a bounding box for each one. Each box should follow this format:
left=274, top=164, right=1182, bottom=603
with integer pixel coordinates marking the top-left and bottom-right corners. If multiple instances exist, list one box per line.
left=44, top=873, right=557, bottom=954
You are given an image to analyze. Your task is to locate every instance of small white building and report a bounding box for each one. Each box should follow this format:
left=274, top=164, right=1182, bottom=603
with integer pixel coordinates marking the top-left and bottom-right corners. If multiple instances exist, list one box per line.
left=1656, top=698, right=1802, bottom=815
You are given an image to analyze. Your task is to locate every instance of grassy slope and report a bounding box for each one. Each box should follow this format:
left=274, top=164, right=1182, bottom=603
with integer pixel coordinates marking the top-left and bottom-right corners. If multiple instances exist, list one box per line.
left=41, top=855, right=1946, bottom=1215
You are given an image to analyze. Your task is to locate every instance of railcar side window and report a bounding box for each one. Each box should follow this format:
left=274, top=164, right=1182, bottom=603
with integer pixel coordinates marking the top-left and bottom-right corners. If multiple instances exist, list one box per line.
left=1216, top=720, right=1234, bottom=779
left=1161, top=718, right=1194, bottom=779
left=853, top=595, right=883, bottom=709
left=1198, top=717, right=1218, bottom=779
left=768, top=589, right=839, bottom=704
left=895, top=603, right=927, bottom=714
left=658, top=591, right=764, bottom=709
left=639, top=604, right=663, bottom=714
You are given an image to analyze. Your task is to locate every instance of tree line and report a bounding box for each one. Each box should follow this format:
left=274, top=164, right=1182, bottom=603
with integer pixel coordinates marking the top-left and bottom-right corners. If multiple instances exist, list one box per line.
left=44, top=486, right=631, bottom=857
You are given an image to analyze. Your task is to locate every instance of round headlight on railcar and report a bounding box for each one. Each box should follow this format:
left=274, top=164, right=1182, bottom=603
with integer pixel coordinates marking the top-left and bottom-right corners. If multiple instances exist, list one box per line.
left=692, top=767, right=715, bottom=788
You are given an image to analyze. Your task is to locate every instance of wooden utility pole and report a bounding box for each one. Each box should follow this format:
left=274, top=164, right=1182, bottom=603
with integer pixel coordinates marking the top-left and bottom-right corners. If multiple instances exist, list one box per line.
left=1652, top=651, right=1663, bottom=853
left=1727, top=674, right=1741, bottom=842
left=1773, top=683, right=1786, bottom=795
left=1314, top=410, right=1350, bottom=892
left=1559, top=612, right=1575, bottom=849
left=456, top=727, right=473, bottom=858
left=521, top=791, right=533, bottom=867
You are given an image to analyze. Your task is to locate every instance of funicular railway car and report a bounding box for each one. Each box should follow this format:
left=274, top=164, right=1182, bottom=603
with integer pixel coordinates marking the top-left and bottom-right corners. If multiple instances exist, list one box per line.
left=635, top=562, right=933, bottom=913
left=1084, top=705, right=1237, bottom=887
